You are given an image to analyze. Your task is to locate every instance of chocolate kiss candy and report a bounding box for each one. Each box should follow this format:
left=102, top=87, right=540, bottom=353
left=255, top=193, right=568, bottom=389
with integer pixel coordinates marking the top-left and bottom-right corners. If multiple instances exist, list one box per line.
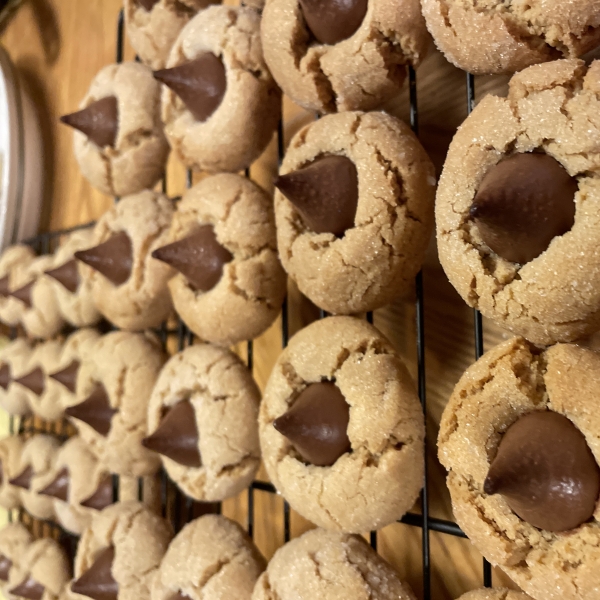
left=10, top=281, right=34, bottom=308
left=0, top=363, right=10, bottom=390
left=152, top=225, right=233, bottom=293
left=14, top=368, right=45, bottom=396
left=45, top=259, right=80, bottom=293
left=75, top=231, right=133, bottom=286
left=0, top=461, right=3, bottom=485
left=170, top=593, right=193, bottom=600
left=0, top=275, right=10, bottom=297
left=142, top=400, right=201, bottom=467
left=137, top=0, right=159, bottom=10
left=471, top=153, right=577, bottom=264
left=39, top=467, right=69, bottom=502
left=49, top=360, right=80, bottom=394
left=71, top=546, right=118, bottom=600
left=299, top=0, right=368, bottom=45
left=0, top=554, right=12, bottom=581
left=60, top=96, right=119, bottom=149
left=10, top=576, right=45, bottom=600
left=273, top=382, right=351, bottom=467
left=65, top=385, right=117, bottom=437
left=154, top=54, right=227, bottom=122
left=80, top=476, right=113, bottom=510
left=9, top=465, right=33, bottom=490
left=484, top=411, right=600, bottom=532
left=275, top=156, right=359, bottom=237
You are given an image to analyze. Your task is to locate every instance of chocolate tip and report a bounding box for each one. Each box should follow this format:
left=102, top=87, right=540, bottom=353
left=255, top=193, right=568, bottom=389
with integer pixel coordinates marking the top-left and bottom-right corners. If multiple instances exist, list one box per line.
left=483, top=474, right=498, bottom=495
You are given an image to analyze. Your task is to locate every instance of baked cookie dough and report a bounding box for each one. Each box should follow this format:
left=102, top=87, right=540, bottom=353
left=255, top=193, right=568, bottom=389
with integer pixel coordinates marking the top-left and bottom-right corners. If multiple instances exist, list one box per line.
left=0, top=436, right=24, bottom=510
left=0, top=338, right=34, bottom=416
left=260, top=316, right=424, bottom=533
left=261, top=0, right=428, bottom=113
left=9, top=434, right=60, bottom=521
left=437, top=59, right=600, bottom=346
left=71, top=501, right=172, bottom=600
left=65, top=331, right=166, bottom=477
left=0, top=523, right=32, bottom=598
left=276, top=111, right=435, bottom=314
left=45, top=229, right=101, bottom=328
left=144, top=343, right=260, bottom=501
left=0, top=245, right=36, bottom=326
left=421, top=0, right=600, bottom=75
left=457, top=591, right=532, bottom=600
left=438, top=337, right=600, bottom=600
left=157, top=5, right=281, bottom=173
left=252, top=528, right=416, bottom=600
left=75, top=191, right=174, bottom=331
left=152, top=515, right=265, bottom=600
left=152, top=174, right=286, bottom=346
left=60, top=61, right=169, bottom=197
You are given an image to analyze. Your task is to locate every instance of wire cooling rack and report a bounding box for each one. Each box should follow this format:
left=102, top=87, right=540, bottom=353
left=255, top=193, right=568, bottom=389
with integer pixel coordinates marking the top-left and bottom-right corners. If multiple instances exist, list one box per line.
left=3, top=7, right=498, bottom=598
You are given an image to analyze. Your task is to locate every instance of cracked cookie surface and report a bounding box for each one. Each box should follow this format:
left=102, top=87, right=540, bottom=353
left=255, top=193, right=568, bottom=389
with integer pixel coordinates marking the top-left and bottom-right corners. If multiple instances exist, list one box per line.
left=164, top=174, right=286, bottom=346
left=0, top=245, right=36, bottom=327
left=161, top=5, right=281, bottom=173
left=458, top=591, right=532, bottom=600
left=252, top=527, right=416, bottom=600
left=152, top=515, right=265, bottom=600
left=276, top=111, right=435, bottom=315
left=259, top=316, right=424, bottom=533
left=261, top=0, right=429, bottom=113
left=421, top=0, right=600, bottom=75
left=438, top=337, right=600, bottom=600
left=437, top=59, right=600, bottom=345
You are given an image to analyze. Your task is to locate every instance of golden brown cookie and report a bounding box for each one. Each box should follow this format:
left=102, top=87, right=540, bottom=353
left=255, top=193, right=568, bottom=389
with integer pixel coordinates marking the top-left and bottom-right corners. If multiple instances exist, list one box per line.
left=437, top=59, right=600, bottom=346
left=276, top=111, right=435, bottom=314
left=0, top=523, right=32, bottom=600
left=260, top=316, right=424, bottom=533
left=0, top=338, right=35, bottom=416
left=0, top=437, right=24, bottom=510
left=457, top=591, right=533, bottom=600
left=0, top=245, right=36, bottom=327
left=152, top=174, right=286, bottom=346
left=158, top=5, right=281, bottom=173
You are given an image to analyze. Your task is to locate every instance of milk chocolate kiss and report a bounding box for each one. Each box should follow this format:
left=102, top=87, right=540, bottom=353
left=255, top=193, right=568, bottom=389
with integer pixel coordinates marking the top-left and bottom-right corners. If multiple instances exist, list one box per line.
left=45, top=260, right=80, bottom=293
left=142, top=400, right=201, bottom=467
left=10, top=577, right=45, bottom=600
left=65, top=385, right=117, bottom=437
left=471, top=153, right=577, bottom=264
left=0, top=364, right=10, bottom=390
left=0, top=275, right=10, bottom=297
left=484, top=411, right=600, bottom=532
left=9, top=466, right=33, bottom=490
left=0, top=554, right=12, bottom=581
left=299, top=0, right=368, bottom=45
left=274, top=382, right=351, bottom=467
left=50, top=360, right=79, bottom=394
left=137, top=0, right=159, bottom=11
left=39, top=467, right=69, bottom=502
left=154, top=54, right=227, bottom=122
left=80, top=476, right=113, bottom=510
left=152, top=225, right=233, bottom=292
left=14, top=368, right=45, bottom=396
left=275, top=156, right=359, bottom=237
left=71, top=546, right=118, bottom=600
left=75, top=231, right=133, bottom=286
left=10, top=281, right=34, bottom=308
left=60, top=96, right=119, bottom=149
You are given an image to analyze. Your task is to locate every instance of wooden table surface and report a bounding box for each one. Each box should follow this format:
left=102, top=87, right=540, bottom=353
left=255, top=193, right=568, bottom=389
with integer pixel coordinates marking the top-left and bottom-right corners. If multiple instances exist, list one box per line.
left=1, top=1, right=530, bottom=597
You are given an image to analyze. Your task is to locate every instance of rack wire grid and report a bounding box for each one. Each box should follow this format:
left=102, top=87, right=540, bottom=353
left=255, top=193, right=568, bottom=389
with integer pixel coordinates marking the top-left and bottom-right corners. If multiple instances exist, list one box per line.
left=2, top=7, right=498, bottom=598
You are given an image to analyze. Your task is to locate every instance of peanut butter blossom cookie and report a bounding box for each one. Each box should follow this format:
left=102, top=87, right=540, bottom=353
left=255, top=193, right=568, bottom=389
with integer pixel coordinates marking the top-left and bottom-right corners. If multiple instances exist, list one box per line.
left=458, top=591, right=533, bottom=600
left=0, top=338, right=34, bottom=416
left=260, top=316, right=424, bottom=533
left=156, top=5, right=281, bottom=173
left=437, top=59, right=600, bottom=345
left=60, top=61, right=169, bottom=197
left=0, top=524, right=31, bottom=599
left=0, top=437, right=24, bottom=510
left=261, top=0, right=428, bottom=113
left=0, top=245, right=35, bottom=327
left=439, top=337, right=600, bottom=600
left=276, top=111, right=435, bottom=314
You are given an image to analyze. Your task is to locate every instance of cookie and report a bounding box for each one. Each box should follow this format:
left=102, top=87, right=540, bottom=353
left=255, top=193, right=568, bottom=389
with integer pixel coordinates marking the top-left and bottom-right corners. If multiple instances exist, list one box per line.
left=0, top=245, right=36, bottom=326
left=157, top=5, right=281, bottom=173
left=261, top=0, right=428, bottom=113
left=152, top=515, right=265, bottom=600
left=8, top=538, right=71, bottom=600
left=436, top=59, right=600, bottom=346
left=152, top=174, right=286, bottom=346
left=275, top=111, right=435, bottom=315
left=438, top=337, right=600, bottom=600
left=75, top=191, right=174, bottom=331
left=260, top=316, right=424, bottom=533
left=65, top=331, right=166, bottom=477
left=144, top=343, right=260, bottom=501
left=0, top=523, right=32, bottom=599
left=457, top=591, right=532, bottom=600
left=252, top=528, right=416, bottom=600
left=421, top=0, right=600, bottom=75
left=60, top=61, right=169, bottom=197
left=124, top=0, right=218, bottom=70
left=0, top=436, right=24, bottom=510
left=9, top=434, right=60, bottom=520
left=44, top=229, right=102, bottom=328
left=70, top=501, right=172, bottom=600
left=0, top=338, right=35, bottom=416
